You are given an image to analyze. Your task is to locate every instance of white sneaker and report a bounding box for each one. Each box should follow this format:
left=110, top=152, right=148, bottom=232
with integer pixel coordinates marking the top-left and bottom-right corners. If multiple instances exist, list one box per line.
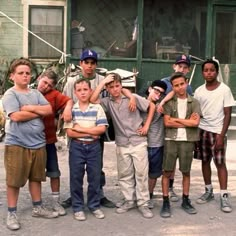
left=147, top=199, right=155, bottom=209
left=138, top=206, right=153, bottom=218
left=116, top=201, right=136, bottom=214
left=53, top=202, right=66, bottom=216
left=32, top=205, right=59, bottom=218
left=221, top=193, right=232, bottom=213
left=74, top=211, right=86, bottom=221
left=6, top=212, right=20, bottom=230
left=92, top=209, right=105, bottom=219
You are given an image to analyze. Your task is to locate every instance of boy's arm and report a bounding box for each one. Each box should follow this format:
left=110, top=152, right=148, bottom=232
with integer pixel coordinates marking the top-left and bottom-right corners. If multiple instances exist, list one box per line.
left=20, top=104, right=52, bottom=117
left=72, top=124, right=106, bottom=136
left=137, top=102, right=155, bottom=135
left=157, top=91, right=175, bottom=113
left=9, top=111, right=40, bottom=122
left=90, top=74, right=115, bottom=103
left=61, top=99, right=73, bottom=122
left=121, top=88, right=136, bottom=112
left=164, top=113, right=200, bottom=128
left=215, top=106, right=232, bottom=149
left=66, top=128, right=96, bottom=138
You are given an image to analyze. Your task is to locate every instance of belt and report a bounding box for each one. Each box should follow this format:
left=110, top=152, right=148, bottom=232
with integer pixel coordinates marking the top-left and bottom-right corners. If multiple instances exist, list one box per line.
left=73, top=139, right=98, bottom=145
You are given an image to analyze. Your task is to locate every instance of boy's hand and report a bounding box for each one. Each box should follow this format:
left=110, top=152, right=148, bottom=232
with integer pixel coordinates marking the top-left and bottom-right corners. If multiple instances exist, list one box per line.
left=104, top=74, right=115, bottom=85
left=137, top=125, right=148, bottom=136
left=128, top=96, right=137, bottom=112
left=189, top=112, right=199, bottom=120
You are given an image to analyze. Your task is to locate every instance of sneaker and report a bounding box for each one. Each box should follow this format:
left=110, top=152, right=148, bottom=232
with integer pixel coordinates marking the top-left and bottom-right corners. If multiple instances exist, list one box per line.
left=116, top=201, right=136, bottom=214
left=196, top=188, right=214, bottom=204
left=147, top=199, right=155, bottom=209
left=181, top=198, right=197, bottom=214
left=92, top=209, right=105, bottom=219
left=74, top=211, right=86, bottom=221
left=100, top=197, right=115, bottom=208
left=6, top=212, right=20, bottom=230
left=160, top=200, right=171, bottom=218
left=169, top=188, right=179, bottom=202
left=53, top=201, right=67, bottom=216
left=32, top=205, right=59, bottom=219
left=138, top=205, right=153, bottom=218
left=61, top=197, right=72, bottom=208
left=116, top=199, right=126, bottom=208
left=221, top=193, right=232, bottom=213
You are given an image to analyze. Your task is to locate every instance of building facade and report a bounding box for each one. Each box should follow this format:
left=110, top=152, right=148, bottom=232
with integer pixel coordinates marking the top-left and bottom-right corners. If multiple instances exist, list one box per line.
left=0, top=0, right=236, bottom=97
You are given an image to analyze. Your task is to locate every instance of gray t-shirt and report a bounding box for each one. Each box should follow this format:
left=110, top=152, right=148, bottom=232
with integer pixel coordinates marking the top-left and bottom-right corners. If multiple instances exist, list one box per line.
left=101, top=94, right=150, bottom=146
left=2, top=88, right=49, bottom=149
left=143, top=104, right=164, bottom=147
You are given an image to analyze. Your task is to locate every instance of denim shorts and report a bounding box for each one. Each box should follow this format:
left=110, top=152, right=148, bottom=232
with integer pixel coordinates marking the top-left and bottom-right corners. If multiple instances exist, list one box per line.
left=46, top=143, right=61, bottom=178
left=148, top=146, right=164, bottom=178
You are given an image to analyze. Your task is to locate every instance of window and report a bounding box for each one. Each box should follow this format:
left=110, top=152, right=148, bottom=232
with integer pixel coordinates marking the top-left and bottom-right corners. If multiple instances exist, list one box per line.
left=143, top=0, right=207, bottom=59
left=71, top=0, right=137, bottom=58
left=29, top=6, right=64, bottom=58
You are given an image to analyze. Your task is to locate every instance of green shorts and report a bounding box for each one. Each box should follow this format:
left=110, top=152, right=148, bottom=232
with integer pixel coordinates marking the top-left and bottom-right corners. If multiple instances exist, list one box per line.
left=4, top=145, right=47, bottom=188
left=163, top=140, right=194, bottom=173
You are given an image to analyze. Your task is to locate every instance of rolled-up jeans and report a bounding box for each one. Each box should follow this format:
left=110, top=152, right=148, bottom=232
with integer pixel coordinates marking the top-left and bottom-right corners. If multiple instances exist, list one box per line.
left=69, top=139, right=101, bottom=212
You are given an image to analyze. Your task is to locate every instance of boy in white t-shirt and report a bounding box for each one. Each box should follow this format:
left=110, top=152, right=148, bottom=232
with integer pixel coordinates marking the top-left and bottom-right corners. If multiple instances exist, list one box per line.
left=194, top=59, right=235, bottom=213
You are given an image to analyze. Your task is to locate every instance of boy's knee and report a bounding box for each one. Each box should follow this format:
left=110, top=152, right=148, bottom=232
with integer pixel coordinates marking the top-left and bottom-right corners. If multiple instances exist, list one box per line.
left=162, top=171, right=173, bottom=178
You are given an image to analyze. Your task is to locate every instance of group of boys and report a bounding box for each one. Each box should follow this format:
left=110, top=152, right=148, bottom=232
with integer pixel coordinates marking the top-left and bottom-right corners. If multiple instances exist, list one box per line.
left=2, top=50, right=235, bottom=231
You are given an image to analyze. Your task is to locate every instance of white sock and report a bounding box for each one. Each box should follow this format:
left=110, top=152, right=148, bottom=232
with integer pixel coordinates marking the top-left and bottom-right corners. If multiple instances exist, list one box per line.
left=205, top=184, right=213, bottom=192
left=220, top=190, right=228, bottom=198
left=52, top=192, right=60, bottom=202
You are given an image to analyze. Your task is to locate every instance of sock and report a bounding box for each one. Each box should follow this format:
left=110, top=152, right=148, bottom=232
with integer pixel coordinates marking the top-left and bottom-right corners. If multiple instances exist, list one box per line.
left=220, top=190, right=228, bottom=198
left=169, top=179, right=174, bottom=189
left=32, top=200, right=42, bottom=207
left=8, top=207, right=17, bottom=213
left=149, top=193, right=153, bottom=199
left=205, top=184, right=213, bottom=192
left=52, top=192, right=60, bottom=202
left=182, top=194, right=189, bottom=199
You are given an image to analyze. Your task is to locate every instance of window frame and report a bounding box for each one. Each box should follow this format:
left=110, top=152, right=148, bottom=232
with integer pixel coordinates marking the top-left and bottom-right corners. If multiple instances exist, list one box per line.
left=22, top=0, right=67, bottom=62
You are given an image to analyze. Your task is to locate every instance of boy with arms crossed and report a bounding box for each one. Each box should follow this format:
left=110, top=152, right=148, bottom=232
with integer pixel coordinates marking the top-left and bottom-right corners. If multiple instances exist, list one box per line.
left=64, top=78, right=108, bottom=221
left=161, top=72, right=201, bottom=218
left=2, top=58, right=58, bottom=231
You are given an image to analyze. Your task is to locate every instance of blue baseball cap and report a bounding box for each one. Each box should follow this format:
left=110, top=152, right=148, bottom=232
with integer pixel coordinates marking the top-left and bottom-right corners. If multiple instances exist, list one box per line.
left=175, top=54, right=191, bottom=67
left=80, top=49, right=98, bottom=61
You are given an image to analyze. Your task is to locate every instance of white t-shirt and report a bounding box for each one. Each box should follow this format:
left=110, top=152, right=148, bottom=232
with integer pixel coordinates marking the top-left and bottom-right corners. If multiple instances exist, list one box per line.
left=176, top=98, right=187, bottom=140
left=194, top=82, right=235, bottom=134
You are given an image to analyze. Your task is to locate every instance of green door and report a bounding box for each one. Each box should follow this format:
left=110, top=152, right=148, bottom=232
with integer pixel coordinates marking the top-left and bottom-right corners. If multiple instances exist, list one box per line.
left=213, top=5, right=236, bottom=98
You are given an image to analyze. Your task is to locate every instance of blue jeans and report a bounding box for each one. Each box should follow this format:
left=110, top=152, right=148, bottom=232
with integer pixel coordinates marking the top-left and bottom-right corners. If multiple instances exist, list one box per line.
left=69, top=139, right=101, bottom=212
left=46, top=143, right=61, bottom=178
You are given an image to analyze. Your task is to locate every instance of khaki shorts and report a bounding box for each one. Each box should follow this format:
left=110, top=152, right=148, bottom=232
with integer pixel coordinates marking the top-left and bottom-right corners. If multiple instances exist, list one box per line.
left=163, top=140, right=194, bottom=173
left=4, top=145, right=47, bottom=188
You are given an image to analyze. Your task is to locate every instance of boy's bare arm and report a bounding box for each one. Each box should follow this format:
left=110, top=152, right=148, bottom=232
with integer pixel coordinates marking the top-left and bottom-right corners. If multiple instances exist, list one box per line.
left=157, top=91, right=175, bottom=113
left=20, top=104, right=52, bottom=117
left=66, top=128, right=93, bottom=138
left=121, top=88, right=136, bottom=112
left=9, top=110, right=40, bottom=122
left=137, top=102, right=155, bottom=135
left=61, top=99, right=73, bottom=122
left=72, top=124, right=106, bottom=136
left=164, top=113, right=200, bottom=128
left=90, top=74, right=114, bottom=103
